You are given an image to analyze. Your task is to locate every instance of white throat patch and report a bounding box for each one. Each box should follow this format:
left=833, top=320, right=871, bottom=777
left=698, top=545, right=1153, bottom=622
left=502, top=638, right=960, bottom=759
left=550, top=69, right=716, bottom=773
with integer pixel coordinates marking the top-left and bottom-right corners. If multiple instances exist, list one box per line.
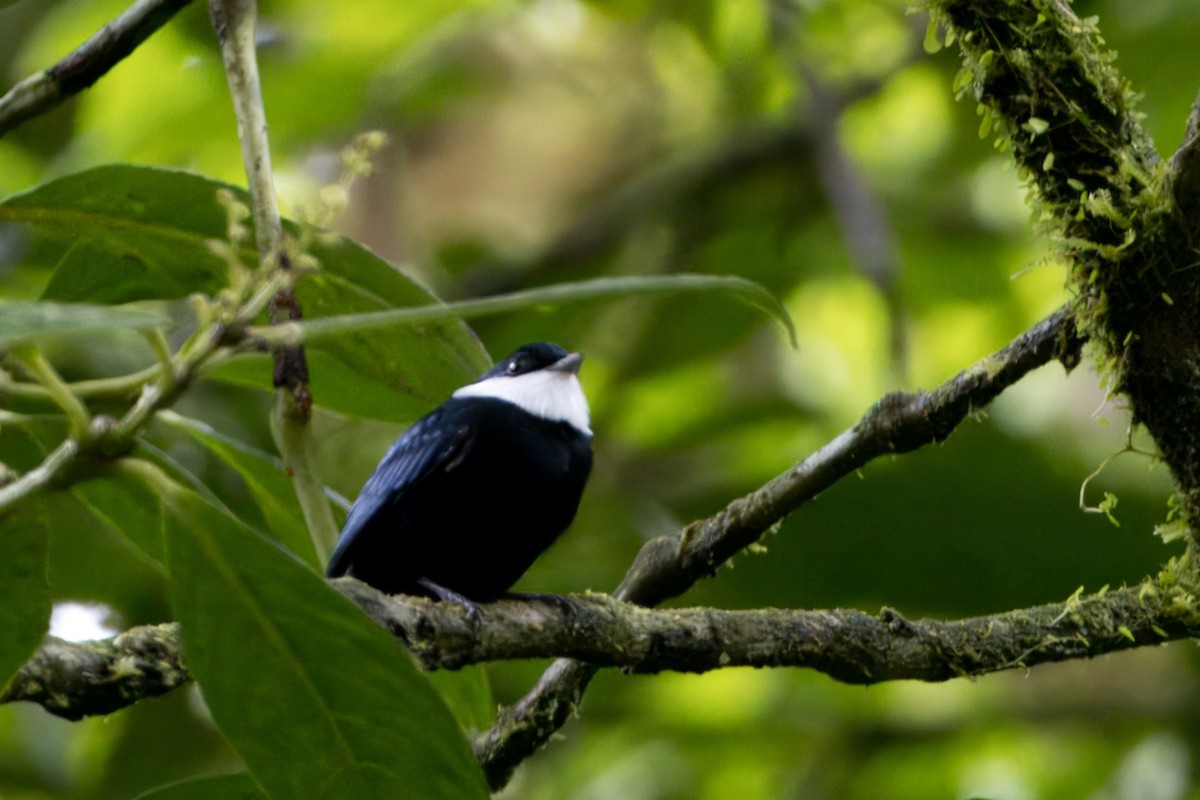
left=453, top=370, right=592, bottom=435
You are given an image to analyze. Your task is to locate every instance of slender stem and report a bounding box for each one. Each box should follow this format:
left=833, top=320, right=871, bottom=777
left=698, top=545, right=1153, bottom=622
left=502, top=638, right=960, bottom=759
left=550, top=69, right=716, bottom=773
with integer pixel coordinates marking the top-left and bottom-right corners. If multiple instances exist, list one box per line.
left=0, top=325, right=232, bottom=520
left=208, top=0, right=336, bottom=559
left=141, top=329, right=177, bottom=383
left=0, top=364, right=162, bottom=403
left=0, top=411, right=64, bottom=427
left=208, top=0, right=282, bottom=261
left=250, top=274, right=795, bottom=347
left=0, top=440, right=80, bottom=519
left=7, top=348, right=91, bottom=439
left=113, top=326, right=226, bottom=442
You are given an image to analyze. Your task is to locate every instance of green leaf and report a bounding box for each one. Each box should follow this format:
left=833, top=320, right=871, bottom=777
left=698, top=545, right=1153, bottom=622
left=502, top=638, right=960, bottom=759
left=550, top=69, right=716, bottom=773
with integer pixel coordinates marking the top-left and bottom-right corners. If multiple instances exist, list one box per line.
left=205, top=350, right=431, bottom=423
left=1, top=164, right=490, bottom=414
left=163, top=485, right=488, bottom=800
left=72, top=477, right=166, bottom=569
left=290, top=236, right=491, bottom=413
left=156, top=410, right=318, bottom=568
left=0, top=301, right=168, bottom=346
left=1, top=166, right=232, bottom=302
left=426, top=666, right=495, bottom=734
left=0, top=499, right=52, bottom=693
left=132, top=772, right=267, bottom=800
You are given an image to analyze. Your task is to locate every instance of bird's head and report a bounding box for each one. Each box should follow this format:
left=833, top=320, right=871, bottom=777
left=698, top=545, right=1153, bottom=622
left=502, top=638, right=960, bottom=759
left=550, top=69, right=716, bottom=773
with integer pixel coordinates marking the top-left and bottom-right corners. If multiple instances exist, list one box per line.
left=453, top=342, right=592, bottom=435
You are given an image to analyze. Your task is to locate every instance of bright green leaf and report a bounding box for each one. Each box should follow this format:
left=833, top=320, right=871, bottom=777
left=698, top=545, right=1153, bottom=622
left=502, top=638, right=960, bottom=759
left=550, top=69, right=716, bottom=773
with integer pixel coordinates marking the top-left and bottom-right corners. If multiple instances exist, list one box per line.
left=1099, top=491, right=1121, bottom=527
left=1154, top=519, right=1188, bottom=544
left=163, top=485, right=488, bottom=800
left=923, top=15, right=943, bottom=53
left=1025, top=116, right=1049, bottom=135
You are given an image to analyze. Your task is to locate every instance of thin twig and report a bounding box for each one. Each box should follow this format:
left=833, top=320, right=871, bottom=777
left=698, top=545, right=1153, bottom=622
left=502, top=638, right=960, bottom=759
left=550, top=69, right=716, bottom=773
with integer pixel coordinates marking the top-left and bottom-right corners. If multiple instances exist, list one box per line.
left=0, top=275, right=279, bottom=522
left=0, top=0, right=195, bottom=139
left=251, top=274, right=795, bottom=347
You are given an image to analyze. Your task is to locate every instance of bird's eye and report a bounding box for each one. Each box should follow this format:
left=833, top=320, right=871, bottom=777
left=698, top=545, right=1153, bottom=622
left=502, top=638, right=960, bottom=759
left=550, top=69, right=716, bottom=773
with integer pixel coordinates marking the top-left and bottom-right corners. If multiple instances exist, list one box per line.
left=506, top=359, right=522, bottom=375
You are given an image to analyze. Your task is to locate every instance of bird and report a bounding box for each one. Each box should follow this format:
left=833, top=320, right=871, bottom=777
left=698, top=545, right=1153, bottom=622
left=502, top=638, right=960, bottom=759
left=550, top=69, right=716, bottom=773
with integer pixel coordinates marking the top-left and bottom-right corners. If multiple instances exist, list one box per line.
left=326, top=341, right=593, bottom=606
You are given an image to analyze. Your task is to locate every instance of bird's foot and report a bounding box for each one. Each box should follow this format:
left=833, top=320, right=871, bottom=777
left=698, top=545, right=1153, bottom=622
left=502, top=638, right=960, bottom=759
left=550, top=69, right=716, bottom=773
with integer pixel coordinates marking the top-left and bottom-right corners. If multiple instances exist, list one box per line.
left=416, top=578, right=483, bottom=620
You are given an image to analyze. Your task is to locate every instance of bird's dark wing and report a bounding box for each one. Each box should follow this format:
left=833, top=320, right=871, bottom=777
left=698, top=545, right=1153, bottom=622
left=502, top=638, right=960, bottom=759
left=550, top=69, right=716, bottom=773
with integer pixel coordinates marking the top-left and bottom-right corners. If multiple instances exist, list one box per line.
left=325, top=406, right=474, bottom=577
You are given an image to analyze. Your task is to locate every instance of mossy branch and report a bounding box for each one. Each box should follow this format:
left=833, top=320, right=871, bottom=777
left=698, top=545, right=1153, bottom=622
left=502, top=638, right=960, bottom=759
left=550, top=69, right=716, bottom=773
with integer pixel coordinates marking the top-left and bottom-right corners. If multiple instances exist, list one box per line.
left=1, top=624, right=188, bottom=721
left=931, top=0, right=1200, bottom=536
left=7, top=576, right=1200, bottom=722
left=931, top=0, right=1159, bottom=252
left=475, top=305, right=1084, bottom=788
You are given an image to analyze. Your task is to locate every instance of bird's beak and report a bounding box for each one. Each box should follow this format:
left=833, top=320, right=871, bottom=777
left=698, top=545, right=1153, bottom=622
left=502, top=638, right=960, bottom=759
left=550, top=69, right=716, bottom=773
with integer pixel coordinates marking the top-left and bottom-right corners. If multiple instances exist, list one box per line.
left=548, top=352, right=584, bottom=375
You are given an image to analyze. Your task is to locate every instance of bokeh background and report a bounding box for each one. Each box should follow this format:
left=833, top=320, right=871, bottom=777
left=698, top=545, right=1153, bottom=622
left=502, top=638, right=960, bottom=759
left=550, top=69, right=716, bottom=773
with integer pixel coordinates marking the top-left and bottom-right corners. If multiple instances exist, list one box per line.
left=3, top=0, right=1200, bottom=797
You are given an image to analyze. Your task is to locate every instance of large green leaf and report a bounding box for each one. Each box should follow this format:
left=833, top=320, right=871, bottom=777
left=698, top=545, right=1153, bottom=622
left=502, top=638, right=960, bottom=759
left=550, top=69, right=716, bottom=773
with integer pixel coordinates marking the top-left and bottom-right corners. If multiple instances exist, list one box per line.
left=0, top=165, right=490, bottom=416
left=291, top=249, right=490, bottom=412
left=1, top=167, right=231, bottom=302
left=0, top=499, right=52, bottom=693
left=425, top=666, right=495, bottom=734
left=163, top=484, right=487, bottom=800
left=72, top=476, right=166, bottom=570
left=204, top=350, right=434, bottom=424
left=156, top=411, right=319, bottom=568
left=132, top=772, right=267, bottom=800
left=0, top=300, right=169, bottom=346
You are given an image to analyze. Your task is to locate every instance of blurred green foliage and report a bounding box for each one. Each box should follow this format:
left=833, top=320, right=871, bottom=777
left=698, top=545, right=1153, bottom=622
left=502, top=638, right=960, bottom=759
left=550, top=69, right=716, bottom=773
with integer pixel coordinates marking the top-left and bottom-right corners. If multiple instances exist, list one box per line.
left=2, top=0, right=1200, bottom=797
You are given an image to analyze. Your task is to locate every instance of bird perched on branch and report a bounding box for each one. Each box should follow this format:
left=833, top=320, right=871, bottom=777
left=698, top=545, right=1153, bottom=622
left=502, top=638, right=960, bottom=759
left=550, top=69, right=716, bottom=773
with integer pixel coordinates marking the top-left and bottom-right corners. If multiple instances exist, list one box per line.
left=326, top=342, right=593, bottom=606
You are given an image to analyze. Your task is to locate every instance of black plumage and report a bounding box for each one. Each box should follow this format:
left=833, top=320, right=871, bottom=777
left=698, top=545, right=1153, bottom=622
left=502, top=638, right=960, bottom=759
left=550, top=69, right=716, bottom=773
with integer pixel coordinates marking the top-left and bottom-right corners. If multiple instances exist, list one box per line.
left=326, top=343, right=593, bottom=601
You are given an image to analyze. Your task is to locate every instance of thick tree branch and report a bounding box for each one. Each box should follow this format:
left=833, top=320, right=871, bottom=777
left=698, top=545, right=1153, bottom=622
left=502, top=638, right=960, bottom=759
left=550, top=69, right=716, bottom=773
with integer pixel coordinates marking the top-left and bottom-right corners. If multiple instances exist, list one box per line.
left=935, top=1, right=1200, bottom=530
left=645, top=307, right=1081, bottom=607
left=0, top=0, right=194, bottom=139
left=475, top=305, right=1084, bottom=787
left=340, top=580, right=1200, bottom=680
left=9, top=574, right=1200, bottom=721
left=1, top=624, right=187, bottom=721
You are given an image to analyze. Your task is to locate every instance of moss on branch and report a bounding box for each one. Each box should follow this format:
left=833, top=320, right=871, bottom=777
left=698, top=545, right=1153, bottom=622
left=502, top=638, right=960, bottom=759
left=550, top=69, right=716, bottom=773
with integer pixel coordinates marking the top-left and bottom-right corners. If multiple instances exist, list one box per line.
left=932, top=0, right=1200, bottom=530
left=9, top=574, right=1200, bottom=723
